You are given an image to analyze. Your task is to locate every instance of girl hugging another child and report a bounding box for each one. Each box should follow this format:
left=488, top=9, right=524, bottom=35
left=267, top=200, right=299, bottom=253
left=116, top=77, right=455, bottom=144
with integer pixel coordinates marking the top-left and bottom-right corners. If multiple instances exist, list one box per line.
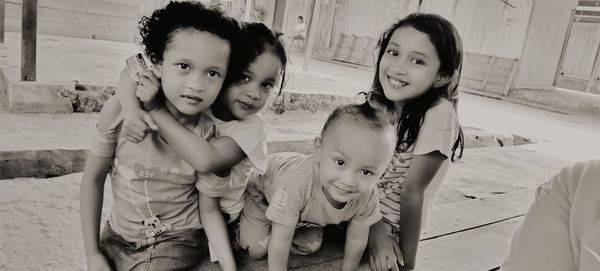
left=80, top=1, right=287, bottom=270
left=367, top=13, right=465, bottom=271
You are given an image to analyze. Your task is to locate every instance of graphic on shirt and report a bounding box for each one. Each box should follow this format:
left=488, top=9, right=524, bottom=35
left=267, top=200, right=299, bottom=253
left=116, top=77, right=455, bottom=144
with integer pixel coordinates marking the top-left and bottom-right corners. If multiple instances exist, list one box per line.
left=378, top=151, right=410, bottom=200
left=117, top=162, right=173, bottom=238
left=257, top=236, right=270, bottom=249
left=271, top=188, right=289, bottom=210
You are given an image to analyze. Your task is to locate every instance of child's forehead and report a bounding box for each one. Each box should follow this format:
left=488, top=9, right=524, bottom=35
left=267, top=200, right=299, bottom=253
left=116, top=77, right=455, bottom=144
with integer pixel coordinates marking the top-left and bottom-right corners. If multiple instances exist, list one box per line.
left=163, top=29, right=230, bottom=64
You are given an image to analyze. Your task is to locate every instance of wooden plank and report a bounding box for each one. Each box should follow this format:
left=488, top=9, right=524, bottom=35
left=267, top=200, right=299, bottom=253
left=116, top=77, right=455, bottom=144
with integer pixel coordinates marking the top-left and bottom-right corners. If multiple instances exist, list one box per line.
left=9, top=0, right=138, bottom=18
left=21, top=0, right=36, bottom=81
left=486, top=73, right=510, bottom=86
left=422, top=188, right=533, bottom=240
left=0, top=0, right=4, bottom=43
left=480, top=55, right=495, bottom=91
left=464, top=52, right=493, bottom=66
left=96, top=0, right=138, bottom=7
left=483, top=82, right=505, bottom=94
left=503, top=59, right=519, bottom=95
left=459, top=78, right=483, bottom=91
left=461, top=68, right=487, bottom=81
left=417, top=217, right=523, bottom=271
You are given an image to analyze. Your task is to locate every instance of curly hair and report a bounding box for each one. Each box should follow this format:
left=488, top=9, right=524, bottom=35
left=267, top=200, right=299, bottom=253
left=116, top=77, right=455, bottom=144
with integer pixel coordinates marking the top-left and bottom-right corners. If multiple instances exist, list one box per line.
left=137, top=1, right=240, bottom=67
left=320, top=92, right=397, bottom=141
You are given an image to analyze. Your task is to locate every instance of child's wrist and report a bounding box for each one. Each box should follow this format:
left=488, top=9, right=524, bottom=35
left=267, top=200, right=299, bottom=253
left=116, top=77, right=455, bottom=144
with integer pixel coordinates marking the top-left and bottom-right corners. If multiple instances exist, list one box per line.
left=142, top=99, right=161, bottom=112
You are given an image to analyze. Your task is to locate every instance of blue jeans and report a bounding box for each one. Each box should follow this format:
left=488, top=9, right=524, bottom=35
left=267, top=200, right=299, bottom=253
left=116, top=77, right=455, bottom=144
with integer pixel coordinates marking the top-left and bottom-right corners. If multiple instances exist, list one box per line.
left=99, top=221, right=209, bottom=271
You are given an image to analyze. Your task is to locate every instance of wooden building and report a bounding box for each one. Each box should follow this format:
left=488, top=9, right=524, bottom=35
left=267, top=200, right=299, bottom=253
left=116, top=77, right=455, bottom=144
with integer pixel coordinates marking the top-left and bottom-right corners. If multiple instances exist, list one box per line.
left=282, top=0, right=600, bottom=96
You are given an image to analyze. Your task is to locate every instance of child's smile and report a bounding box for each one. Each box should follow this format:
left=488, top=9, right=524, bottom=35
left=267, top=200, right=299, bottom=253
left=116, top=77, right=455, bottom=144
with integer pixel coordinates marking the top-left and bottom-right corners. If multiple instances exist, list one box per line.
left=219, top=52, right=281, bottom=120
left=378, top=26, right=441, bottom=107
left=316, top=118, right=396, bottom=208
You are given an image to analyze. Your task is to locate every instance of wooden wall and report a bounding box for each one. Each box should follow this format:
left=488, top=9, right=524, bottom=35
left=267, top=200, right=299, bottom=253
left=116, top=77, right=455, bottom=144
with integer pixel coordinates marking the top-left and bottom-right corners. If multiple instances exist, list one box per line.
left=6, top=0, right=140, bottom=42
left=309, top=0, right=532, bottom=60
left=514, top=0, right=578, bottom=89
left=420, top=0, right=532, bottom=59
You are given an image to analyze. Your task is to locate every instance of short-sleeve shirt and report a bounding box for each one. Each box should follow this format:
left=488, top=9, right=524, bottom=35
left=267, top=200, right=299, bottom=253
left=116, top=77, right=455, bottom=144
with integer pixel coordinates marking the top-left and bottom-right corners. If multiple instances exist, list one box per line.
left=502, top=160, right=600, bottom=271
left=378, top=99, right=459, bottom=231
left=195, top=110, right=268, bottom=218
left=90, top=112, right=218, bottom=241
left=250, top=152, right=382, bottom=228
left=294, top=22, right=306, bottom=38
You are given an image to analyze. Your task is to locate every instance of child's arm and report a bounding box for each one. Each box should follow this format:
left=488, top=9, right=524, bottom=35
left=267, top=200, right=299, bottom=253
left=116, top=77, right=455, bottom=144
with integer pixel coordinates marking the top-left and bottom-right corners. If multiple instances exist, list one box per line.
left=129, top=70, right=246, bottom=173
left=268, top=223, right=296, bottom=271
left=149, top=107, right=246, bottom=173
left=396, top=152, right=445, bottom=270
left=116, top=68, right=158, bottom=142
left=342, top=223, right=370, bottom=271
left=80, top=97, right=122, bottom=271
left=199, top=194, right=236, bottom=271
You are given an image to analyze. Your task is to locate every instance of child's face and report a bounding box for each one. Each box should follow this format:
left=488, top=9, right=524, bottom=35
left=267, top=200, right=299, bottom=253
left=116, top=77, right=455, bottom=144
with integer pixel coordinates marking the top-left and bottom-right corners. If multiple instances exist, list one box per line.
left=221, top=52, right=282, bottom=119
left=155, top=29, right=230, bottom=121
left=315, top=119, right=396, bottom=208
left=378, top=26, right=442, bottom=107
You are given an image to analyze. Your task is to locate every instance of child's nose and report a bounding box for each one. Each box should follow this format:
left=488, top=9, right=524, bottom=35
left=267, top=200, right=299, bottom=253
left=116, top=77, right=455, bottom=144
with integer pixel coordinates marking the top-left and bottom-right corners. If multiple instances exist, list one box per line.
left=340, top=171, right=357, bottom=187
left=245, top=89, right=260, bottom=100
left=390, top=60, right=408, bottom=74
left=186, top=75, right=205, bottom=91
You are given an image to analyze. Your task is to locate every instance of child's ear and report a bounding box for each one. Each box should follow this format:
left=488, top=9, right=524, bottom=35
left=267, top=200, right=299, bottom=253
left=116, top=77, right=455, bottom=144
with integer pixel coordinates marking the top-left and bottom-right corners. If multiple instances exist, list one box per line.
left=433, top=75, right=451, bottom=88
left=153, top=63, right=162, bottom=78
left=313, top=137, right=321, bottom=153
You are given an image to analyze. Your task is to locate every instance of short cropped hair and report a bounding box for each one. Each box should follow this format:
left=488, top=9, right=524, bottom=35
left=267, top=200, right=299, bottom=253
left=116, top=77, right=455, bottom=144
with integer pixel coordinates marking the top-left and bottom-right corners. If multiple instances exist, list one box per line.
left=320, top=92, right=397, bottom=140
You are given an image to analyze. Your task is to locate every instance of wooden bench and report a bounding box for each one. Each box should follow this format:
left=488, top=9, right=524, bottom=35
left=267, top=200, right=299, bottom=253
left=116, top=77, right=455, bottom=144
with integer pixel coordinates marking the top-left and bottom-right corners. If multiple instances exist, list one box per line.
left=330, top=33, right=378, bottom=67
left=460, top=52, right=519, bottom=98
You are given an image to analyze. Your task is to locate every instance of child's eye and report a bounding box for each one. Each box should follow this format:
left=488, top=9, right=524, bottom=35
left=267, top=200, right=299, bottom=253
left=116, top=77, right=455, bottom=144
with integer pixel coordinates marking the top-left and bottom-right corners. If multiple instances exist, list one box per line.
left=207, top=71, right=221, bottom=77
left=177, top=63, right=189, bottom=70
left=386, top=49, right=398, bottom=57
left=411, top=58, right=425, bottom=65
left=262, top=82, right=274, bottom=89
left=360, top=169, right=373, bottom=176
left=334, top=159, right=344, bottom=166
left=240, top=74, right=251, bottom=82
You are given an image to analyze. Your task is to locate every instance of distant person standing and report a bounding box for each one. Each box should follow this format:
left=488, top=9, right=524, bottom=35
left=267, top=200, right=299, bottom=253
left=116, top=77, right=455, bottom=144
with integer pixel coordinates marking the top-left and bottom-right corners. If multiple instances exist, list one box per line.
left=291, top=16, right=307, bottom=51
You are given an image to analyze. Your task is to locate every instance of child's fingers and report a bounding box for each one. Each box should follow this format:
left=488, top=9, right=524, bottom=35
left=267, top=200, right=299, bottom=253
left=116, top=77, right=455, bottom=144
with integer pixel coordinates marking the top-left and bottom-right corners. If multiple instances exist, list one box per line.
left=138, top=76, right=157, bottom=89
left=136, top=88, right=152, bottom=102
left=124, top=124, right=147, bottom=140
left=371, top=254, right=386, bottom=271
left=125, top=134, right=143, bottom=143
left=142, top=111, right=159, bottom=131
left=141, top=71, right=160, bottom=85
left=368, top=254, right=381, bottom=271
left=392, top=242, right=404, bottom=267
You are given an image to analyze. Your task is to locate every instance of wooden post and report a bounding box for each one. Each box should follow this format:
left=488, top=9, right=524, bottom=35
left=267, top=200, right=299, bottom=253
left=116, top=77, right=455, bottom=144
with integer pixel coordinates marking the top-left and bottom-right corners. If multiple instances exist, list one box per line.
left=0, top=0, right=5, bottom=43
left=302, top=0, right=322, bottom=71
left=244, top=0, right=253, bottom=22
left=21, top=0, right=37, bottom=81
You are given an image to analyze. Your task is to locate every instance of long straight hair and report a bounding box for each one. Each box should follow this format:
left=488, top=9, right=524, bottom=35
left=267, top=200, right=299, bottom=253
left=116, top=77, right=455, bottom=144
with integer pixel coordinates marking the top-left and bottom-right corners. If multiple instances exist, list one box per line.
left=371, top=13, right=464, bottom=161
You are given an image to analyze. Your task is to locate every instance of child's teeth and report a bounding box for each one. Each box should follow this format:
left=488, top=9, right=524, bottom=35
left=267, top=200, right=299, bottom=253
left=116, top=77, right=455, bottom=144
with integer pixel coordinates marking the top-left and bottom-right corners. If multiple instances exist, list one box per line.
left=390, top=78, right=407, bottom=87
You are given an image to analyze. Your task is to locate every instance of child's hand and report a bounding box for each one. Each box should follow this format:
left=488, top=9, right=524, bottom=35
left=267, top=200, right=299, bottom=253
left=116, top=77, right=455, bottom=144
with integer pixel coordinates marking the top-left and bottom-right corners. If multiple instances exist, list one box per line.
left=136, top=71, right=162, bottom=111
left=122, top=108, right=158, bottom=143
left=86, top=252, right=112, bottom=271
left=368, top=224, right=404, bottom=271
